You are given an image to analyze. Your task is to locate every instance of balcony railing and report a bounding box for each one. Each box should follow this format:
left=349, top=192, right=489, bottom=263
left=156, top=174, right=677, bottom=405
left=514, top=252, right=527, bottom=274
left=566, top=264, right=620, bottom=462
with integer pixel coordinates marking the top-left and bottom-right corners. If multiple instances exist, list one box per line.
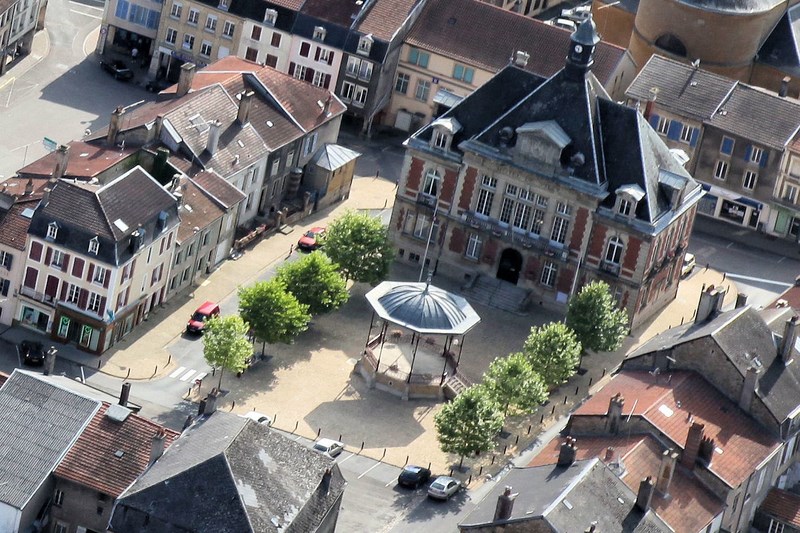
left=416, top=194, right=437, bottom=209
left=19, top=286, right=55, bottom=305
left=600, top=260, right=621, bottom=276
left=464, top=211, right=569, bottom=261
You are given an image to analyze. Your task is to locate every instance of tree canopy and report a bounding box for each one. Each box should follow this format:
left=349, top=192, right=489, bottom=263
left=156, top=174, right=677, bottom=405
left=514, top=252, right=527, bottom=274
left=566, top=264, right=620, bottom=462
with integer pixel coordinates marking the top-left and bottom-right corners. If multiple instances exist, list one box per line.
left=238, top=279, right=311, bottom=346
left=323, top=210, right=393, bottom=284
left=276, top=252, right=349, bottom=315
left=521, top=322, right=582, bottom=387
left=434, top=385, right=504, bottom=466
left=483, top=352, right=548, bottom=415
left=566, top=280, right=629, bottom=353
left=202, top=315, right=252, bottom=389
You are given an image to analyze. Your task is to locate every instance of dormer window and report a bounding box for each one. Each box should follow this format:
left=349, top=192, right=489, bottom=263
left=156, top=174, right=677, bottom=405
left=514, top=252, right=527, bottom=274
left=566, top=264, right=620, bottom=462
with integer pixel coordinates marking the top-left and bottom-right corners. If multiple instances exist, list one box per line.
left=357, top=34, right=373, bottom=55
left=47, top=222, right=58, bottom=241
left=217, top=0, right=229, bottom=10
left=429, top=117, right=462, bottom=152
left=88, top=236, right=99, bottom=255
left=313, top=26, right=326, bottom=41
left=433, top=130, right=449, bottom=150
left=614, top=184, right=645, bottom=219
left=618, top=199, right=632, bottom=216
left=264, top=8, right=277, bottom=25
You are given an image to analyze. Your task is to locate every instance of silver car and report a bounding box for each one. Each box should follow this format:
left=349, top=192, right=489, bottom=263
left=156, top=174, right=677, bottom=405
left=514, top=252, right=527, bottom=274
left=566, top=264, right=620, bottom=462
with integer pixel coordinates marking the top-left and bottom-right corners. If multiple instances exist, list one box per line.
left=427, top=476, right=461, bottom=500
left=313, top=438, right=344, bottom=458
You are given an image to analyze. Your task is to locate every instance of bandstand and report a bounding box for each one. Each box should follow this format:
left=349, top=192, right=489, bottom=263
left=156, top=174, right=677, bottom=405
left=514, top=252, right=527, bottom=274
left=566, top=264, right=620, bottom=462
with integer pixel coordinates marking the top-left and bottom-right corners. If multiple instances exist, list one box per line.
left=359, top=280, right=481, bottom=400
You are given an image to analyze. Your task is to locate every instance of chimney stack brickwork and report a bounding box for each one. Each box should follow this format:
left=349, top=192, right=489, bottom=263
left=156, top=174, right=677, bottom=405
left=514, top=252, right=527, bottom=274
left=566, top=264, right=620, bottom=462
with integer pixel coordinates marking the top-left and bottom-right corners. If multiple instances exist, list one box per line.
left=237, top=91, right=254, bottom=124
left=557, top=437, right=578, bottom=466
left=655, top=449, right=679, bottom=496
left=106, top=106, right=125, bottom=147
left=681, top=422, right=705, bottom=469
left=493, top=486, right=518, bottom=522
left=780, top=315, right=800, bottom=363
left=605, top=393, right=625, bottom=434
left=635, top=476, right=655, bottom=512
left=695, top=285, right=725, bottom=324
left=739, top=364, right=760, bottom=412
left=177, top=63, right=196, bottom=97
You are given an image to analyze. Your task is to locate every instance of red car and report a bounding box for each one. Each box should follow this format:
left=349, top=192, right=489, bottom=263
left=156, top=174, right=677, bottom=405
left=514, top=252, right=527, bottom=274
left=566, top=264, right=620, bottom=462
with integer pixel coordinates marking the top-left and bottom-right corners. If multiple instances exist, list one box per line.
left=186, top=301, right=220, bottom=334
left=297, top=227, right=326, bottom=251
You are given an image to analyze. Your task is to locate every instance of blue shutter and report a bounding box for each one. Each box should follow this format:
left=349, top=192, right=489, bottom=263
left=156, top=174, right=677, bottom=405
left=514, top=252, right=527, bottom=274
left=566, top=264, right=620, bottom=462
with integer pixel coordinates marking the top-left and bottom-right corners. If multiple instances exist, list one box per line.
left=721, top=137, right=734, bottom=155
left=453, top=64, right=463, bottom=80
left=648, top=113, right=660, bottom=129
left=115, top=0, right=129, bottom=18
left=689, top=128, right=699, bottom=147
left=464, top=68, right=474, bottom=84
left=744, top=144, right=752, bottom=162
left=408, top=48, right=418, bottom=64
left=760, top=151, right=769, bottom=168
left=667, top=120, right=682, bottom=140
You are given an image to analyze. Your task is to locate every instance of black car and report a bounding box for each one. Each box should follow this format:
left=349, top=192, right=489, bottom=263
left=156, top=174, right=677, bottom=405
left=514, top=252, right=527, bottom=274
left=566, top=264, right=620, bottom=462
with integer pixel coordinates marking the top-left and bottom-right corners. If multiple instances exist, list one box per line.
left=19, top=340, right=44, bottom=366
left=100, top=60, right=134, bottom=81
left=397, top=465, right=431, bottom=488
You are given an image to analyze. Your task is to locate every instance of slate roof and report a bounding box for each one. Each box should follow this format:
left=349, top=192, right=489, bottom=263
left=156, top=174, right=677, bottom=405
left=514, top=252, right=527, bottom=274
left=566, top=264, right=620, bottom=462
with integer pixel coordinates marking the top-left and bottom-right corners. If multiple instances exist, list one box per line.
left=191, top=169, right=246, bottom=209
left=17, top=141, right=138, bottom=180
left=312, top=143, right=360, bottom=171
left=758, top=4, right=800, bottom=73
left=576, top=370, right=781, bottom=488
left=760, top=488, right=800, bottom=527
left=0, top=371, right=100, bottom=509
left=460, top=459, right=670, bottom=532
left=626, top=55, right=737, bottom=121
left=54, top=403, right=179, bottom=498
left=228, top=0, right=299, bottom=32
left=175, top=175, right=227, bottom=244
left=629, top=305, right=800, bottom=426
left=0, top=177, right=50, bottom=251
left=406, top=0, right=627, bottom=85
left=28, top=167, right=180, bottom=267
left=111, top=412, right=346, bottom=533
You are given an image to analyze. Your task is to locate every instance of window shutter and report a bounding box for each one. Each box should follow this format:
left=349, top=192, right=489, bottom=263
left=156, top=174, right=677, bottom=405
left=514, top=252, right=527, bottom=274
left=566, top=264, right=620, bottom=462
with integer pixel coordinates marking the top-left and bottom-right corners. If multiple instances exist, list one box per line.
left=690, top=128, right=699, bottom=147
left=62, top=254, right=70, bottom=273
left=314, top=47, right=320, bottom=61
left=59, top=282, right=67, bottom=301
left=29, top=241, right=42, bottom=262
left=45, top=275, right=58, bottom=300
left=300, top=42, right=310, bottom=57
left=760, top=151, right=769, bottom=168
left=288, top=62, right=295, bottom=76
left=327, top=51, right=334, bottom=65
left=72, top=257, right=84, bottom=278
left=323, top=74, right=331, bottom=89
left=5, top=254, right=11, bottom=269
left=744, top=144, right=752, bottom=162
left=99, top=297, right=107, bottom=318
left=78, top=289, right=88, bottom=309
left=2, top=279, right=9, bottom=297
left=24, top=267, right=37, bottom=289
left=103, top=270, right=110, bottom=288
left=305, top=67, right=314, bottom=83
left=87, top=263, right=94, bottom=282
left=45, top=247, right=52, bottom=265
left=130, top=258, right=136, bottom=277
left=667, top=120, right=681, bottom=140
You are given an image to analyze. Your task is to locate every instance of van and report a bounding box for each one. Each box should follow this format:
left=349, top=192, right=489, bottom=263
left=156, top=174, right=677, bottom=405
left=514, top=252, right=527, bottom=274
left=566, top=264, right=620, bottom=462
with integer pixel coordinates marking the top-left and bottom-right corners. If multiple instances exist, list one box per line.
left=186, top=301, right=220, bottom=334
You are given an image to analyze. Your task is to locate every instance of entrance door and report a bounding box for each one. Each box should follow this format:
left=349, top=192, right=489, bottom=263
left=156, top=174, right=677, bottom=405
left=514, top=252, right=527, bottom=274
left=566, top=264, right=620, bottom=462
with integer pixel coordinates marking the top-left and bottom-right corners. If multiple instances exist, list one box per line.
left=496, top=248, right=523, bottom=285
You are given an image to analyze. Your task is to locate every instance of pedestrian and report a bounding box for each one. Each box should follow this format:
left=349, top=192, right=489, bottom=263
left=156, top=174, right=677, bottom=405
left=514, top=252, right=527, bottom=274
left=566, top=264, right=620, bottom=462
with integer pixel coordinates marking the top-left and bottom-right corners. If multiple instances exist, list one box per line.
left=131, top=47, right=138, bottom=59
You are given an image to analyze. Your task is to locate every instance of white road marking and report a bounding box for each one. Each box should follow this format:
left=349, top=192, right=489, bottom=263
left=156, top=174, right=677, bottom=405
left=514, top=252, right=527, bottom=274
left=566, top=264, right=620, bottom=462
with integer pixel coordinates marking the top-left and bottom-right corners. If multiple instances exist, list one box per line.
left=337, top=451, right=355, bottom=464
left=69, top=8, right=102, bottom=18
left=169, top=366, right=186, bottom=378
left=357, top=461, right=383, bottom=479
left=724, top=273, right=793, bottom=287
left=194, top=372, right=207, bottom=382
left=179, top=369, right=197, bottom=382
left=69, top=0, right=104, bottom=9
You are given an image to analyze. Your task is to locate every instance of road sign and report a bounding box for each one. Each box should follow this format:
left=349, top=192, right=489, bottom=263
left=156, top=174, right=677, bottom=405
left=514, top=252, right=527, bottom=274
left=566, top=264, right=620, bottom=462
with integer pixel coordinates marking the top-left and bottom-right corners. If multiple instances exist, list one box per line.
left=42, top=137, right=57, bottom=152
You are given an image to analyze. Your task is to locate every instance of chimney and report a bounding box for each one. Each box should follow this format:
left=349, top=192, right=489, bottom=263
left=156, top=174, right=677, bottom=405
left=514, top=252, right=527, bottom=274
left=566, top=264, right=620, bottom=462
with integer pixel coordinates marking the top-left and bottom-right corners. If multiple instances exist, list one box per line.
left=655, top=449, right=679, bottom=496
left=681, top=422, right=705, bottom=469
left=177, top=63, right=196, bottom=97
left=513, top=50, right=530, bottom=68
left=780, top=76, right=791, bottom=97
left=493, top=486, right=518, bottom=522
left=24, top=178, right=33, bottom=195
left=739, top=364, right=760, bottom=412
left=605, top=393, right=624, bottom=434
left=557, top=437, right=577, bottom=466
left=585, top=522, right=598, bottom=533
left=53, top=144, right=70, bottom=180
left=205, top=388, right=219, bottom=413
left=206, top=120, right=222, bottom=155
left=237, top=91, right=254, bottom=124
left=635, top=476, right=655, bottom=512
left=695, top=285, right=725, bottom=324
left=735, top=293, right=748, bottom=309
left=119, top=382, right=131, bottom=406
left=644, top=87, right=659, bottom=120
left=780, top=315, right=800, bottom=363
left=107, top=106, right=125, bottom=146
left=149, top=429, right=166, bottom=465
left=321, top=468, right=332, bottom=494
left=604, top=446, right=616, bottom=463
left=322, top=93, right=332, bottom=116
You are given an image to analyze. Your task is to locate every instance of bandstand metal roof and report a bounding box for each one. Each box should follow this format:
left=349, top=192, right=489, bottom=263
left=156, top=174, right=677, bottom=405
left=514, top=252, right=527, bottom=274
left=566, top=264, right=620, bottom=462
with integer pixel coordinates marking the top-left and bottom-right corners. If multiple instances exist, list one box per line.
left=365, top=281, right=481, bottom=335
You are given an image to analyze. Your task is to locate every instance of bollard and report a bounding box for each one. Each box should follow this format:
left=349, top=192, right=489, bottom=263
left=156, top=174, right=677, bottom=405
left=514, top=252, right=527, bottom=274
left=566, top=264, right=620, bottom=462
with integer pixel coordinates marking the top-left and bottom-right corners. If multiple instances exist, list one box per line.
left=167, top=354, right=171, bottom=365
left=187, top=387, right=191, bottom=397
left=231, top=401, right=235, bottom=410
left=273, top=414, right=277, bottom=425
left=153, top=365, right=158, bottom=376
left=551, top=405, right=555, bottom=415
left=515, top=435, right=519, bottom=445
left=449, top=468, right=454, bottom=476
left=575, top=386, right=579, bottom=395
left=491, top=455, right=495, bottom=465
left=602, top=368, right=607, bottom=377
left=428, top=462, right=432, bottom=470
left=359, top=442, right=365, bottom=453
left=588, top=377, right=593, bottom=387
left=681, top=317, right=684, bottom=325
left=502, top=444, right=508, bottom=454
left=212, top=367, right=216, bottom=376
left=540, top=414, right=544, bottom=424
left=126, top=368, right=131, bottom=379
left=98, top=360, right=101, bottom=369
left=317, top=428, right=321, bottom=437
left=404, top=455, right=409, bottom=466
left=722, top=272, right=727, bottom=281
left=339, top=434, right=343, bottom=442
left=380, top=449, right=386, bottom=461
left=527, top=424, right=532, bottom=435
left=563, top=396, right=568, bottom=405
left=468, top=474, right=472, bottom=485
left=478, top=466, right=483, bottom=476
left=291, top=421, right=299, bottom=435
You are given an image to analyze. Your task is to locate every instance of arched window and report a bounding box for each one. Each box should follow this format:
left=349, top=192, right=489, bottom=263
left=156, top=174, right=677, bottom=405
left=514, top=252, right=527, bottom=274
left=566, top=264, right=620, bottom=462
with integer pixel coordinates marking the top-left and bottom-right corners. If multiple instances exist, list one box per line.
left=605, top=236, right=624, bottom=264
left=654, top=34, right=687, bottom=58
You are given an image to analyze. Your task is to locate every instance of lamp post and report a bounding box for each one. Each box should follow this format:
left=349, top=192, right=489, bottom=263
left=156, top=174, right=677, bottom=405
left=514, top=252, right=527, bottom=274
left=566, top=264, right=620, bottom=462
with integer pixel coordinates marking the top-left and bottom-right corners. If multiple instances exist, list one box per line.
left=44, top=346, right=57, bottom=376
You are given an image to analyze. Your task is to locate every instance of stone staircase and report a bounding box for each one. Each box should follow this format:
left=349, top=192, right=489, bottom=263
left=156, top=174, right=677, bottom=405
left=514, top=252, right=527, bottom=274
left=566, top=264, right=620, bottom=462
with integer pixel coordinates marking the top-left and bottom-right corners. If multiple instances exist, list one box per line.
left=443, top=373, right=471, bottom=399
left=462, top=275, right=531, bottom=314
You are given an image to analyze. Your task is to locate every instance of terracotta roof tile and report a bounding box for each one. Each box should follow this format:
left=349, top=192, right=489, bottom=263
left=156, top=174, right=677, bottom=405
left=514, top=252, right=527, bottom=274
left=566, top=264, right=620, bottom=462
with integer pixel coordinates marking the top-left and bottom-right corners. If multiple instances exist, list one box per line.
left=406, top=0, right=626, bottom=84
left=0, top=177, right=50, bottom=250
left=54, top=403, right=179, bottom=497
left=527, top=434, right=645, bottom=467
left=17, top=141, right=137, bottom=179
left=761, top=488, right=800, bottom=527
left=300, top=0, right=360, bottom=26
left=175, top=176, right=226, bottom=244
left=191, top=170, right=246, bottom=209
left=357, top=0, right=420, bottom=42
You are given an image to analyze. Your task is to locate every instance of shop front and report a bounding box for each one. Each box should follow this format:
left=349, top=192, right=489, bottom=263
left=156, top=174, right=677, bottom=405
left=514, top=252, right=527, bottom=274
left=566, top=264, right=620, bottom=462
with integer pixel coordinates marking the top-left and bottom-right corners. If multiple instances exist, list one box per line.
left=699, top=183, right=763, bottom=229
left=52, top=307, right=109, bottom=354
left=19, top=304, right=51, bottom=333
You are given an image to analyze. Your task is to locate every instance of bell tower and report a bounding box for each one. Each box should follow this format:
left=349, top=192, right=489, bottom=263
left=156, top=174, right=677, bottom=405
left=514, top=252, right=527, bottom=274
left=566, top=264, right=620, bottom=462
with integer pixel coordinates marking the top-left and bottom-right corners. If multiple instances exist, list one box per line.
left=564, top=17, right=601, bottom=81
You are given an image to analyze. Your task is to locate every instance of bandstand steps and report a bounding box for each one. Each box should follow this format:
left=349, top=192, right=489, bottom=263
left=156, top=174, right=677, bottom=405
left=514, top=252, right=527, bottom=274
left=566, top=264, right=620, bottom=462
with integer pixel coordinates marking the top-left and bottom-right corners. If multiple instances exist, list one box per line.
left=463, top=276, right=529, bottom=315
left=444, top=374, right=470, bottom=399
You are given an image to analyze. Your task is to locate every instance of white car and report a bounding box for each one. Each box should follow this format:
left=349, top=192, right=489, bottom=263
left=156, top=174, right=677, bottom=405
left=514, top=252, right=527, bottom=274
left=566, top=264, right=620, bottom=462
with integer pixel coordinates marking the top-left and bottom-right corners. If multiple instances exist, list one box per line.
left=240, top=411, right=272, bottom=426
left=427, top=476, right=462, bottom=500
left=681, top=252, right=696, bottom=278
left=313, top=438, right=344, bottom=458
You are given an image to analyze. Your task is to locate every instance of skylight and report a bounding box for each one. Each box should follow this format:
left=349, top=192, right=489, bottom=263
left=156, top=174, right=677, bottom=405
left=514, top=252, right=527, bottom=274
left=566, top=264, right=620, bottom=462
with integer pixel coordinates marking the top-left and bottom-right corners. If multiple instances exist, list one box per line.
left=21, top=208, right=34, bottom=219
left=114, top=219, right=129, bottom=232
left=658, top=404, right=674, bottom=417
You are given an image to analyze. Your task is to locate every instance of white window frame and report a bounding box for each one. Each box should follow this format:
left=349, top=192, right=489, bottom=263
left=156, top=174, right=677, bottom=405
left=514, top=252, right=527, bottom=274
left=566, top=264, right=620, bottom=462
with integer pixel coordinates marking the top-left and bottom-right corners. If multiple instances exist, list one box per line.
left=170, top=2, right=182, bottom=18
left=751, top=146, right=764, bottom=164
left=341, top=81, right=355, bottom=102
left=680, top=124, right=693, bottom=143
left=51, top=249, right=64, bottom=268
left=415, top=79, right=430, bottom=102
left=743, top=170, right=758, bottom=190
left=783, top=183, right=798, bottom=203
left=395, top=72, right=409, bottom=94
left=187, top=8, right=199, bottom=25
left=433, top=130, right=448, bottom=149
left=182, top=33, right=194, bottom=51
left=714, top=160, right=728, bottom=180
left=605, top=236, right=624, bottom=264
left=264, top=8, right=277, bottom=25
left=303, top=132, right=317, bottom=156
left=412, top=214, right=430, bottom=239
left=312, top=70, right=325, bottom=87
left=346, top=56, right=359, bottom=77
left=768, top=519, right=785, bottom=533
left=318, top=48, right=331, bottom=63
left=93, top=266, right=107, bottom=285
left=200, top=40, right=212, bottom=57
left=358, top=60, right=373, bottom=81
left=165, top=27, right=178, bottom=44
left=222, top=20, right=235, bottom=38
left=313, top=26, right=326, bottom=41
left=67, top=284, right=80, bottom=304
left=293, top=64, right=307, bottom=80
left=88, top=292, right=102, bottom=313
left=656, top=117, right=669, bottom=135
left=205, top=15, right=217, bottom=32
left=618, top=198, right=632, bottom=216
left=353, top=86, right=368, bottom=107
left=550, top=216, right=569, bottom=244
left=47, top=222, right=58, bottom=240
left=357, top=35, right=372, bottom=54
left=466, top=233, right=481, bottom=259
left=421, top=169, right=440, bottom=197
left=541, top=261, right=557, bottom=287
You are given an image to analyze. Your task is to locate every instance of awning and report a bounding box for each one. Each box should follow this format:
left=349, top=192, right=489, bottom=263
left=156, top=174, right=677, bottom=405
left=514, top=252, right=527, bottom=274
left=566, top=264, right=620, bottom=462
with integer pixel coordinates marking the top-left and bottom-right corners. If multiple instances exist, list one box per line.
left=735, top=196, right=763, bottom=210
left=701, top=183, right=761, bottom=209
left=433, top=88, right=463, bottom=109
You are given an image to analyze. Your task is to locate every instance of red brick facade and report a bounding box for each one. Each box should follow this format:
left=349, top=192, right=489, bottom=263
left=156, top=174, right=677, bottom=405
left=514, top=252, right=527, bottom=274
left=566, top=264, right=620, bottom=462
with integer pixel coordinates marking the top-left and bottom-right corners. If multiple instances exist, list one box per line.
left=406, top=157, right=424, bottom=192
left=458, top=167, right=478, bottom=212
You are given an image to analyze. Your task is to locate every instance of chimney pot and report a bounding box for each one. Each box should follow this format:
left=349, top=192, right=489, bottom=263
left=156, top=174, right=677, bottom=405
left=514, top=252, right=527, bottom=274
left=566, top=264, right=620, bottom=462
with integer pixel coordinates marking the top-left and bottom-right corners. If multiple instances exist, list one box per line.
left=605, top=393, right=625, bottom=434
left=119, top=382, right=131, bottom=406
left=493, top=485, right=518, bottom=522
left=149, top=429, right=166, bottom=465
left=513, top=50, right=530, bottom=67
left=206, top=120, right=222, bottom=155
left=237, top=91, right=254, bottom=124
left=780, top=76, right=791, bottom=97
left=177, top=63, right=196, bottom=97
left=695, top=285, right=725, bottom=324
left=739, top=364, right=760, bottom=412
left=557, top=438, right=577, bottom=466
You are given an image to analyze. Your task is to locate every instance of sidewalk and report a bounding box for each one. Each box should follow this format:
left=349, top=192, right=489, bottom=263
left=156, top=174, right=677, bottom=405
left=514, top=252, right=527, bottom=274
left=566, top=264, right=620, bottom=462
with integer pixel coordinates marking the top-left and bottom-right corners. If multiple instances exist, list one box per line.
left=2, top=28, right=50, bottom=81
left=694, top=215, right=800, bottom=259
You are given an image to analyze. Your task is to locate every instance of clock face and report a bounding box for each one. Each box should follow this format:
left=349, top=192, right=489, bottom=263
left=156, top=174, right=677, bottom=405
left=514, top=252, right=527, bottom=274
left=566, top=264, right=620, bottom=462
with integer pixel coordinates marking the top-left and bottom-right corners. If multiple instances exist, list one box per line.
left=574, top=44, right=583, bottom=53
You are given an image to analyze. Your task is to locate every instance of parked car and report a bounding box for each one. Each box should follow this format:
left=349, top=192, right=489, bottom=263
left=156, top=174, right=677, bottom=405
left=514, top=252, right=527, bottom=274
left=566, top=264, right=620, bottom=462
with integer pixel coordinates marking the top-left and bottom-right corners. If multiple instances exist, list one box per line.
left=681, top=252, right=696, bottom=278
left=312, top=438, right=344, bottom=458
left=186, top=301, right=221, bottom=334
left=19, top=340, right=44, bottom=366
left=561, top=5, right=592, bottom=22
left=240, top=411, right=272, bottom=426
left=145, top=78, right=172, bottom=93
left=551, top=18, right=577, bottom=31
left=427, top=476, right=462, bottom=500
left=398, top=465, right=432, bottom=488
left=297, top=227, right=326, bottom=251
left=100, top=60, right=134, bottom=81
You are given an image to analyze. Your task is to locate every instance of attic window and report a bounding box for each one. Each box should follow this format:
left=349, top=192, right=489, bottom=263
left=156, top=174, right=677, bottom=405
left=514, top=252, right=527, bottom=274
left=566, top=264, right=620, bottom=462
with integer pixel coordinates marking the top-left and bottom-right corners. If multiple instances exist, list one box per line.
left=266, top=120, right=274, bottom=128
left=357, top=34, right=373, bottom=55
left=47, top=222, right=58, bottom=241
left=217, top=0, right=228, bottom=10
left=189, top=114, right=209, bottom=134
left=618, top=199, right=632, bottom=216
left=658, top=404, right=674, bottom=417
left=313, top=26, right=326, bottom=41
left=114, top=450, right=124, bottom=459
left=264, top=8, right=277, bottom=25
left=88, top=236, right=99, bottom=255
left=113, top=219, right=129, bottom=232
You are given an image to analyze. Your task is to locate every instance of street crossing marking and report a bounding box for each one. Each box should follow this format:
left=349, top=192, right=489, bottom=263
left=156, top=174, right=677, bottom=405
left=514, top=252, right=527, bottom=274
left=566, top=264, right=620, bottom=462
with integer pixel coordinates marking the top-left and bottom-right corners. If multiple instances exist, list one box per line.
left=194, top=372, right=207, bottom=382
left=179, top=369, right=197, bottom=382
left=169, top=366, right=186, bottom=378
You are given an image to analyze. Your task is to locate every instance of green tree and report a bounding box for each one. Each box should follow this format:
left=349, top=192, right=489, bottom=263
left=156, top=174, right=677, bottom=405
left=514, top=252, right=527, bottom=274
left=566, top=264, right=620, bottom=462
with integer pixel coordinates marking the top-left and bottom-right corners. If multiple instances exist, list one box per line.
left=522, top=322, right=582, bottom=387
left=323, top=210, right=393, bottom=284
left=483, top=353, right=547, bottom=415
left=434, top=385, right=504, bottom=467
left=566, top=280, right=629, bottom=353
left=239, top=280, right=311, bottom=349
left=202, top=315, right=253, bottom=389
left=276, top=252, right=349, bottom=315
